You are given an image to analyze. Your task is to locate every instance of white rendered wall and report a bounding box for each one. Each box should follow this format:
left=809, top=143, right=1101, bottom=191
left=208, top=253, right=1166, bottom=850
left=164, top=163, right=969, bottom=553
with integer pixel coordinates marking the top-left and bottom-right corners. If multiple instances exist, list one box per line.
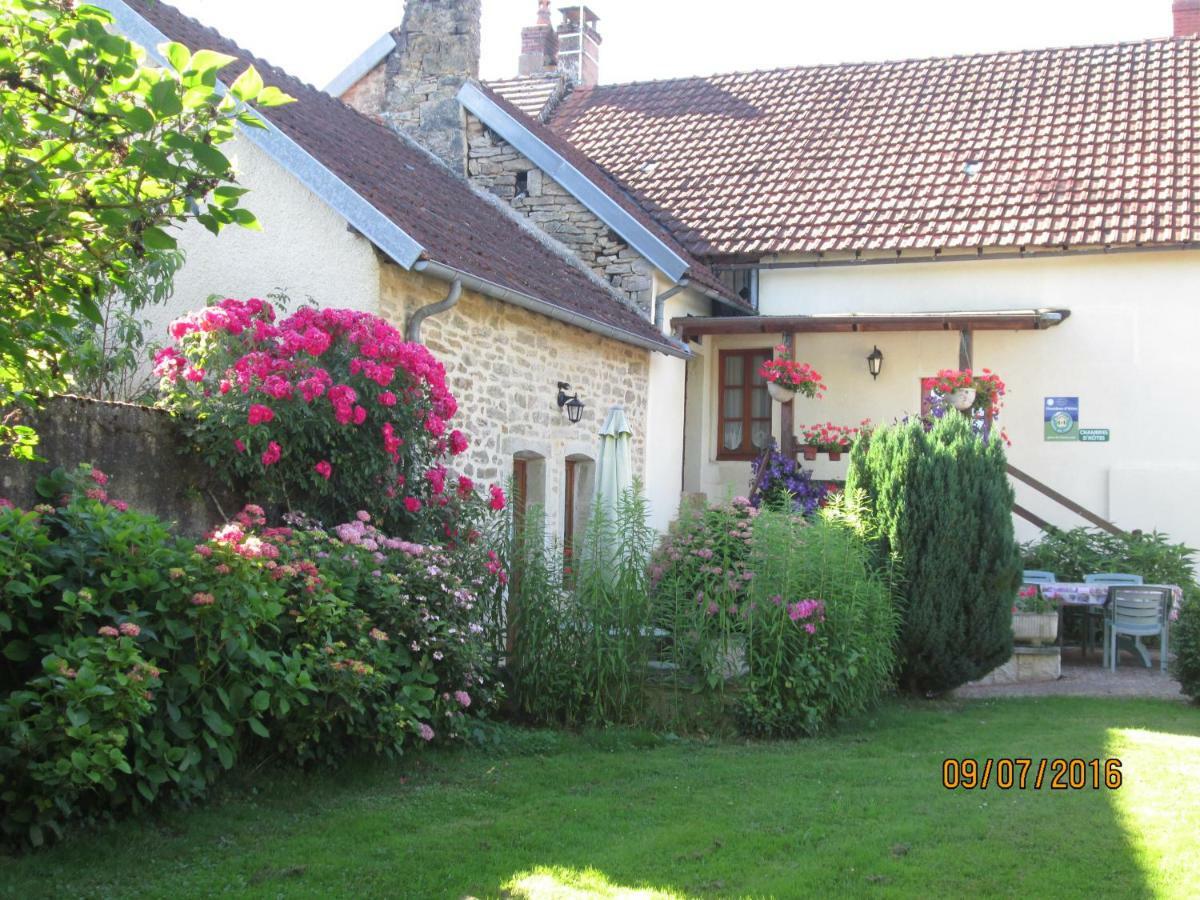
left=686, top=250, right=1200, bottom=551
left=644, top=282, right=711, bottom=531
left=149, top=135, right=381, bottom=340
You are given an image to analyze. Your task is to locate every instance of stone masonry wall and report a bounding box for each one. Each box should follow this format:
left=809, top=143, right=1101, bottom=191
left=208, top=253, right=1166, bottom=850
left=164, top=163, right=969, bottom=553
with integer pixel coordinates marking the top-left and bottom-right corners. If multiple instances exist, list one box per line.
left=465, top=115, right=654, bottom=315
left=0, top=396, right=239, bottom=536
left=379, top=264, right=649, bottom=539
left=343, top=0, right=481, bottom=173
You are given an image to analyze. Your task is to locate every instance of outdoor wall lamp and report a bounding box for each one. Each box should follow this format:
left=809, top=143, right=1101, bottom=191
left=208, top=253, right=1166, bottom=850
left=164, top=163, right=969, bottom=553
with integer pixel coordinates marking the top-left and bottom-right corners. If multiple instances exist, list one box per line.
left=557, top=381, right=585, bottom=424
left=866, top=345, right=884, bottom=380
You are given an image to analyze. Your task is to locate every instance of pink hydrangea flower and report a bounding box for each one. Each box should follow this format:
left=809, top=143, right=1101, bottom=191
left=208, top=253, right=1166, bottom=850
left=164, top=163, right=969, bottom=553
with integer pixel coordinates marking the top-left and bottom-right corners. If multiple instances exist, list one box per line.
left=98, top=626, right=119, bottom=637
left=119, top=622, right=140, bottom=637
left=191, top=592, right=215, bottom=607
left=377, top=391, right=397, bottom=406
left=418, top=723, right=435, bottom=742
left=404, top=497, right=422, bottom=513
left=454, top=690, right=471, bottom=708
left=489, top=485, right=506, bottom=511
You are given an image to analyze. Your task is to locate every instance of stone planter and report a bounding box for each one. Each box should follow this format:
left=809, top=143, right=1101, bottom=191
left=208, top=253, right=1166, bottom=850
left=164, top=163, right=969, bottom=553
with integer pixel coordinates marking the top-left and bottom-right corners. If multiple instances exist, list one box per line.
left=947, top=387, right=977, bottom=411
left=1013, top=610, right=1059, bottom=645
left=767, top=381, right=795, bottom=404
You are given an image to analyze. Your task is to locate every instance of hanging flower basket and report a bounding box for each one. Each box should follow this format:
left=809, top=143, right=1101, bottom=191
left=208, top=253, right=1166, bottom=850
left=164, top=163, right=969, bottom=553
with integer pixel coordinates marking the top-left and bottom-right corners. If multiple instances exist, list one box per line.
left=767, top=381, right=796, bottom=404
left=948, top=387, right=977, bottom=410
left=760, top=347, right=825, bottom=404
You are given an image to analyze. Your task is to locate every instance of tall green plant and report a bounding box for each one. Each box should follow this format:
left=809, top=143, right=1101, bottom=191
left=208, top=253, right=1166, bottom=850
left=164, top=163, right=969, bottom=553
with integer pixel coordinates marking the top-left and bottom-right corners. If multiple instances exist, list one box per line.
left=506, top=486, right=654, bottom=727
left=846, top=414, right=1019, bottom=694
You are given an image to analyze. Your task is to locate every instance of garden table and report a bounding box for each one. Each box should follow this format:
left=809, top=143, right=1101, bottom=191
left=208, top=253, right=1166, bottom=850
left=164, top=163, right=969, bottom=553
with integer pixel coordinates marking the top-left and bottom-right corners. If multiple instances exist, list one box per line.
left=1034, top=582, right=1182, bottom=667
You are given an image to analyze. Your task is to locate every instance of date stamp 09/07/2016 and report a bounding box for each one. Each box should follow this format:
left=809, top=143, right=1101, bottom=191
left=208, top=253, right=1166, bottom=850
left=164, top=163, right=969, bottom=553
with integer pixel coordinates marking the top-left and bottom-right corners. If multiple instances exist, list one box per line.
left=942, top=758, right=1123, bottom=791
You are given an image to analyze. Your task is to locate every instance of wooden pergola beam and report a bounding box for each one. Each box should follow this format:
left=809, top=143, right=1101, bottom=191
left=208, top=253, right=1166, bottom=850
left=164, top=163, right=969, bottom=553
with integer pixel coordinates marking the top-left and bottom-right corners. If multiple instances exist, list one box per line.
left=672, top=309, right=1071, bottom=341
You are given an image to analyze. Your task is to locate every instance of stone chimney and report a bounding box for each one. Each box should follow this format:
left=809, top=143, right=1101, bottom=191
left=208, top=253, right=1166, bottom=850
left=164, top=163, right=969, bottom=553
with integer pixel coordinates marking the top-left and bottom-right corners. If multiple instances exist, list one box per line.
left=519, top=1, right=559, bottom=75
left=557, top=6, right=601, bottom=87
left=1175, top=0, right=1200, bottom=36
left=345, top=0, right=481, bottom=173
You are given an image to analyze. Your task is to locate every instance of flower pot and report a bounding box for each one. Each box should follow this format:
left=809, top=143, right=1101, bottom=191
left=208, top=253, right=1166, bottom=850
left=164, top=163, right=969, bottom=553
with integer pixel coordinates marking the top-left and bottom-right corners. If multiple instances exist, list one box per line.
left=826, top=450, right=842, bottom=461
left=947, top=387, right=977, bottom=411
left=1012, top=611, right=1058, bottom=645
left=801, top=445, right=818, bottom=461
left=767, top=381, right=795, bottom=404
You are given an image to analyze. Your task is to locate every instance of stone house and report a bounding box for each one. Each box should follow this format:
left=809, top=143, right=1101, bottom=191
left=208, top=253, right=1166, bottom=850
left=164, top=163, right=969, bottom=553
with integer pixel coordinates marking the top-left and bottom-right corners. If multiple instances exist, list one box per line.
left=328, top=0, right=1200, bottom=553
left=106, top=0, right=700, bottom=542
left=106, top=0, right=1200, bottom=552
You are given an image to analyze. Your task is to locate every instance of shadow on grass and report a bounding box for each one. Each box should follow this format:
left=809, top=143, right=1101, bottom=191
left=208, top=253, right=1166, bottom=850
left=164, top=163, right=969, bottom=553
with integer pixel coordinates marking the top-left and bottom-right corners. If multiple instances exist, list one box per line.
left=1, top=697, right=1197, bottom=898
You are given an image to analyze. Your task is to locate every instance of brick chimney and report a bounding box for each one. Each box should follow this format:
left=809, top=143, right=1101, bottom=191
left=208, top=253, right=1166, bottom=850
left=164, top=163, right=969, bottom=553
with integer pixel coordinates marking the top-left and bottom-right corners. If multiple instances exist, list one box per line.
left=1175, top=0, right=1200, bottom=36
left=557, top=6, right=601, bottom=87
left=344, top=0, right=481, bottom=173
left=519, top=1, right=559, bottom=75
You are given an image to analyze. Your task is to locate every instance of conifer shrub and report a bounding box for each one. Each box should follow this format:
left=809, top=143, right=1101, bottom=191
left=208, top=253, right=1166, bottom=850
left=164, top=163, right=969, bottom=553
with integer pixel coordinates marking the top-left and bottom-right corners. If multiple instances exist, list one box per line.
left=845, top=414, right=1020, bottom=694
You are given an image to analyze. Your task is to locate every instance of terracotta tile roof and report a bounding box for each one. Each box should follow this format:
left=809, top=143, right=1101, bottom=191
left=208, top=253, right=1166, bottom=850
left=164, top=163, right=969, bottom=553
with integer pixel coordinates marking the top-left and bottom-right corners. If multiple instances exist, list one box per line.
left=124, top=1, right=681, bottom=353
left=548, top=38, right=1200, bottom=258
left=474, top=82, right=749, bottom=310
left=486, top=75, right=568, bottom=120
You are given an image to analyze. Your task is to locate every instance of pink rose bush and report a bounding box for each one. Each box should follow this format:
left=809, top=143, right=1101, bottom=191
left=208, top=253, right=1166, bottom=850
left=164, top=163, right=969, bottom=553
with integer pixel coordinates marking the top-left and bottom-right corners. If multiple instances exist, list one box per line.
left=157, top=298, right=502, bottom=539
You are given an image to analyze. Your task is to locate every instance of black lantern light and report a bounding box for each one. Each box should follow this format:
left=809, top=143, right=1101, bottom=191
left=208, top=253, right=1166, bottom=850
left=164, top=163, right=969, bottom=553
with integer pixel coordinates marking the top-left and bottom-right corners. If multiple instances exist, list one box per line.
left=557, top=381, right=585, bottom=424
left=866, top=345, right=884, bottom=380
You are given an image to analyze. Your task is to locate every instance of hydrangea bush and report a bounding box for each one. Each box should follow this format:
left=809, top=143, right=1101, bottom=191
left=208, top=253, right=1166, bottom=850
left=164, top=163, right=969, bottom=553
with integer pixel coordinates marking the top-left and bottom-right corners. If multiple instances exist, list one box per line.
left=156, top=298, right=503, bottom=539
left=0, top=465, right=502, bottom=847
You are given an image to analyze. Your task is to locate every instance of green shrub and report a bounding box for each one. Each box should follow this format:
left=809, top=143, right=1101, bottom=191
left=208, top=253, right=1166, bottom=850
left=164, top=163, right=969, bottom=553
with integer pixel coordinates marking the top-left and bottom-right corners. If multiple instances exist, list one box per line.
left=1021, top=527, right=1197, bottom=586
left=846, top=414, right=1020, bottom=695
left=736, top=514, right=897, bottom=736
left=649, top=498, right=896, bottom=735
left=0, top=465, right=502, bottom=847
left=1173, top=596, right=1200, bottom=702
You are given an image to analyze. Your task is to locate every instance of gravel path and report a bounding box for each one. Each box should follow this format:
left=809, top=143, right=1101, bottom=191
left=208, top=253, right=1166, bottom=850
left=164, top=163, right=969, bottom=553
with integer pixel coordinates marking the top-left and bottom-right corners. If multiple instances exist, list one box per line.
left=953, top=647, right=1191, bottom=702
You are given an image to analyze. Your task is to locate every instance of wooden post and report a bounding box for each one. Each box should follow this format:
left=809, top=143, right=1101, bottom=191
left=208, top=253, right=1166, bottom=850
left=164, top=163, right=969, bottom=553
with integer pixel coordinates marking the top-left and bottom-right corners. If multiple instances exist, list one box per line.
left=959, top=328, right=974, bottom=370
left=780, top=332, right=796, bottom=456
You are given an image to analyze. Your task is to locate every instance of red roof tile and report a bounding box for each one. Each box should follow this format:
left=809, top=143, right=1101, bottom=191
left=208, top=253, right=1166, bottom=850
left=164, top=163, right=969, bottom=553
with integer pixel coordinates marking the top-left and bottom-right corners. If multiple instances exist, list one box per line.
left=124, top=1, right=680, bottom=353
left=548, top=38, right=1200, bottom=258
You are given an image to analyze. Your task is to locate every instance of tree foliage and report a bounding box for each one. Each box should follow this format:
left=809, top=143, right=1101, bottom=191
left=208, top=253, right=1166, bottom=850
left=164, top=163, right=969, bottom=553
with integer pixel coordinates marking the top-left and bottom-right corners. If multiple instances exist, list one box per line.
left=0, top=0, right=289, bottom=451
left=846, top=414, right=1019, bottom=694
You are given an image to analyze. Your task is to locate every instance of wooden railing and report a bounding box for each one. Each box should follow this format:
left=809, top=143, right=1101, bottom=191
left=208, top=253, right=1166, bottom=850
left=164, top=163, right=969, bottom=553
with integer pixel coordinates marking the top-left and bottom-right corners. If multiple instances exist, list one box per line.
left=1006, top=463, right=1125, bottom=536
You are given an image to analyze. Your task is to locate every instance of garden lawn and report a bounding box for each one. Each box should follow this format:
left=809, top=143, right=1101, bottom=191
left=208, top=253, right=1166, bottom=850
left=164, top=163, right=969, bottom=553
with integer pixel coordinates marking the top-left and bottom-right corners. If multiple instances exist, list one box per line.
left=2, top=697, right=1198, bottom=899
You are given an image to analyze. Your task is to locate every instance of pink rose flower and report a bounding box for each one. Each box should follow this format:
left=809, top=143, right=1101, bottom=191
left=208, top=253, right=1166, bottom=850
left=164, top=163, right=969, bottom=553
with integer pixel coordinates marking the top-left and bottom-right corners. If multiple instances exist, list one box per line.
left=247, top=404, right=275, bottom=426
left=315, top=460, right=333, bottom=480
left=261, top=441, right=282, bottom=466
left=404, top=497, right=422, bottom=513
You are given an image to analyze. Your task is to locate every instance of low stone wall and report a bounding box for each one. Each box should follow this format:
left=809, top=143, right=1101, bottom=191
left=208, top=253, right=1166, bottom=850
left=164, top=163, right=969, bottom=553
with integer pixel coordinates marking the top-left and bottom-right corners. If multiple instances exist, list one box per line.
left=0, top=396, right=238, bottom=536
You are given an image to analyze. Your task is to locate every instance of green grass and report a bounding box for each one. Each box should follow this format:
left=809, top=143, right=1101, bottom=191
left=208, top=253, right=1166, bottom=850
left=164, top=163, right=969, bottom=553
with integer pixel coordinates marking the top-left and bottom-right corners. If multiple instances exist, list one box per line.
left=2, top=697, right=1198, bottom=898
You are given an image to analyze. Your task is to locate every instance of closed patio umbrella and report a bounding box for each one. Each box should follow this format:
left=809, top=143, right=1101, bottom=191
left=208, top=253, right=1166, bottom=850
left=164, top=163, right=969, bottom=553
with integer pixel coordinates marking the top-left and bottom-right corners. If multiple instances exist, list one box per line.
left=594, top=405, right=633, bottom=526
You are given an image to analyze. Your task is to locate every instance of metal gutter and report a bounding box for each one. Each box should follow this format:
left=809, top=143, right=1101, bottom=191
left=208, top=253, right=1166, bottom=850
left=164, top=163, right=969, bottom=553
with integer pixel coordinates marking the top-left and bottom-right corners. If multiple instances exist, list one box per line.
left=653, top=282, right=687, bottom=329
left=457, top=81, right=691, bottom=283
left=407, top=278, right=462, bottom=342
left=672, top=308, right=1072, bottom=339
left=323, top=32, right=397, bottom=98
left=95, top=0, right=425, bottom=271
left=414, top=260, right=691, bottom=359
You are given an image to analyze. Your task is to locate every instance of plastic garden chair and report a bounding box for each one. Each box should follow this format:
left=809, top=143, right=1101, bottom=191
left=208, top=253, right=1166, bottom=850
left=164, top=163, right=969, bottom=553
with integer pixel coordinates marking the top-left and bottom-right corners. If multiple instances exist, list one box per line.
left=1022, top=570, right=1057, bottom=584
left=1104, top=586, right=1172, bottom=672
left=1082, top=573, right=1144, bottom=658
